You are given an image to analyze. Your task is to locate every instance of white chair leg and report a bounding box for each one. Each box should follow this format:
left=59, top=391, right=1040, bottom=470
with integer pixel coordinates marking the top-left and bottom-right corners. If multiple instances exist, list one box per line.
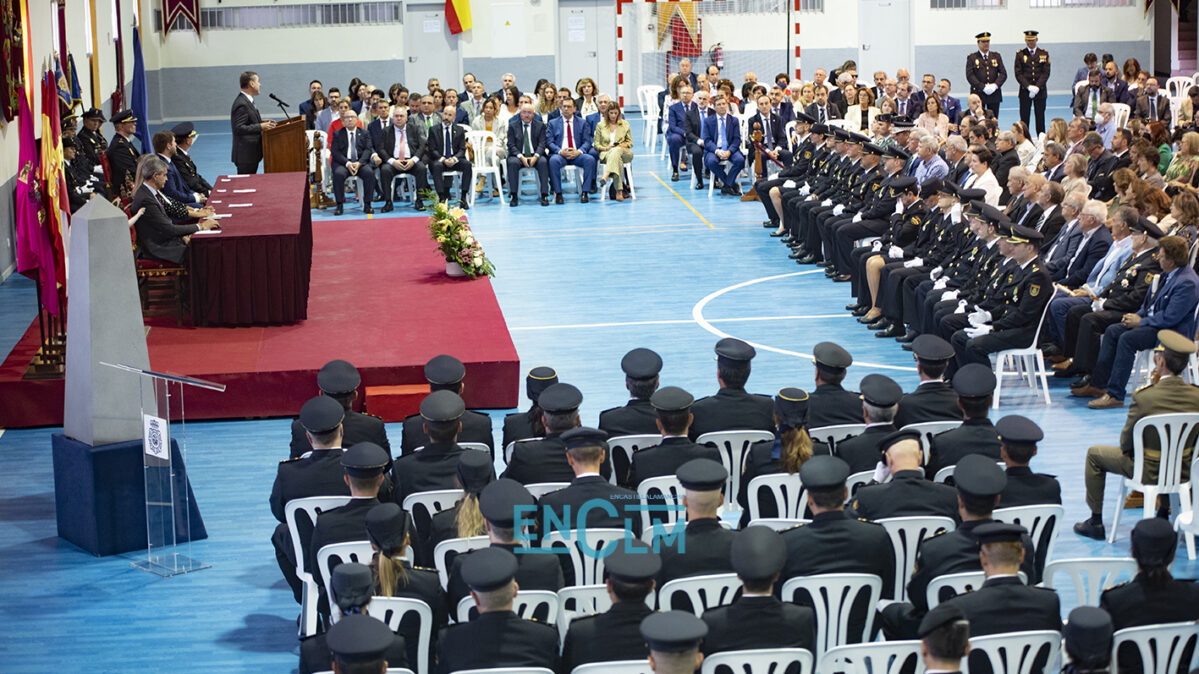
left=1143, top=486, right=1159, bottom=528
left=1036, top=357, right=1051, bottom=404
left=993, top=355, right=1005, bottom=410
left=1187, top=529, right=1197, bottom=560
left=1108, top=480, right=1128, bottom=543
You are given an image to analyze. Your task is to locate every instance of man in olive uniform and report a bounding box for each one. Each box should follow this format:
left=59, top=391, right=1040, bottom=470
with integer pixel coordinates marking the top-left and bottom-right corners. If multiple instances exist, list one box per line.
left=391, top=390, right=473, bottom=505
left=1013, top=30, right=1051, bottom=135
left=503, top=383, right=613, bottom=483
left=894, top=335, right=962, bottom=427
left=598, top=347, right=664, bottom=438
left=307, top=442, right=393, bottom=592
left=966, top=32, right=1007, bottom=118
left=808, top=342, right=863, bottom=428
left=835, top=374, right=904, bottom=474
left=656, top=459, right=736, bottom=587
left=626, top=386, right=721, bottom=488
left=401, top=354, right=494, bottom=455
left=436, top=547, right=560, bottom=673
left=559, top=544, right=658, bottom=673
left=689, top=338, right=774, bottom=438
left=850, top=430, right=959, bottom=522
left=170, top=122, right=212, bottom=198
left=700, top=526, right=817, bottom=656
left=640, top=611, right=709, bottom=674
left=996, top=415, right=1061, bottom=508
left=926, top=364, right=1002, bottom=479
left=105, top=109, right=140, bottom=197
left=1074, top=330, right=1199, bottom=540
left=502, top=366, right=558, bottom=449
left=290, top=359, right=390, bottom=459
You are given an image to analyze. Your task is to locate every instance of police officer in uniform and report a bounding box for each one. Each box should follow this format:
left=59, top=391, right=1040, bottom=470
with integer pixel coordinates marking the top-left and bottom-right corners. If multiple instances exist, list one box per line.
left=1013, top=30, right=1051, bottom=136
left=502, top=383, right=613, bottom=483
left=539, top=427, right=638, bottom=533
left=834, top=374, right=904, bottom=473
left=598, top=347, right=664, bottom=438
left=1061, top=607, right=1114, bottom=674
left=850, top=429, right=959, bottom=521
left=808, top=342, right=863, bottom=428
left=502, top=366, right=558, bottom=449
left=966, top=32, right=1007, bottom=118
left=170, top=122, right=212, bottom=197
left=689, top=338, right=774, bottom=438
left=738, top=388, right=831, bottom=522
left=290, top=359, right=390, bottom=459
left=271, top=396, right=352, bottom=602
left=446, top=479, right=564, bottom=609
left=626, top=387, right=721, bottom=488
left=700, top=526, right=817, bottom=656
left=917, top=604, right=971, bottom=674
left=894, top=335, right=962, bottom=427
left=437, top=547, right=560, bottom=673
left=401, top=354, right=494, bottom=455
left=427, top=451, right=494, bottom=554
left=300, top=565, right=409, bottom=674
left=996, top=415, right=1061, bottom=508
left=559, top=544, right=659, bottom=673
left=656, top=459, right=737, bottom=587
left=319, top=610, right=407, bottom=674
left=391, top=390, right=474, bottom=505
left=640, top=611, right=709, bottom=674
left=77, top=107, right=108, bottom=175
left=106, top=109, right=140, bottom=197
left=925, top=364, right=1002, bottom=479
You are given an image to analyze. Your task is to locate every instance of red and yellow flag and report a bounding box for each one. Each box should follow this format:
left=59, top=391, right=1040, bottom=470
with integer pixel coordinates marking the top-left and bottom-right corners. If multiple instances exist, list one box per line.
left=446, top=0, right=471, bottom=34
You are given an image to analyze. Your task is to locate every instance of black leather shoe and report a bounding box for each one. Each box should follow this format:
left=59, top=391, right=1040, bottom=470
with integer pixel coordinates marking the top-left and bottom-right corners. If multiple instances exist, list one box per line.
left=414, top=202, right=426, bottom=211
left=363, top=205, right=373, bottom=215
left=788, top=250, right=804, bottom=259
left=853, top=307, right=872, bottom=317
left=867, top=318, right=890, bottom=331
left=580, top=192, right=589, bottom=203
left=856, top=312, right=877, bottom=323
left=334, top=203, right=344, bottom=215
left=763, top=220, right=776, bottom=228
left=846, top=303, right=862, bottom=311
left=877, top=324, right=907, bottom=338
left=381, top=202, right=394, bottom=213
left=1072, top=519, right=1106, bottom=540
left=817, top=261, right=834, bottom=268
left=695, top=181, right=705, bottom=189
left=672, top=171, right=679, bottom=182
left=901, top=342, right=915, bottom=351
left=461, top=199, right=470, bottom=210
left=510, top=196, right=519, bottom=207
left=896, top=330, right=918, bottom=344
left=833, top=274, right=851, bottom=282
left=825, top=269, right=839, bottom=278
left=554, top=193, right=565, bottom=204
left=1070, top=375, right=1092, bottom=390
left=540, top=195, right=550, bottom=206
left=770, top=231, right=787, bottom=237
left=797, top=254, right=818, bottom=264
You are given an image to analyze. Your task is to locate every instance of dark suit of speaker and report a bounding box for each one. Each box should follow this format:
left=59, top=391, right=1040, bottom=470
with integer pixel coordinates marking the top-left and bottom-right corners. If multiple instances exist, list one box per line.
left=230, top=92, right=265, bottom=173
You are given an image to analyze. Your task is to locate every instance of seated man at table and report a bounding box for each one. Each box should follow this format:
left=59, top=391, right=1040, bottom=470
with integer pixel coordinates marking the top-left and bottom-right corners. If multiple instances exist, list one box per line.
left=425, top=105, right=473, bottom=208
left=330, top=109, right=378, bottom=216
left=131, top=155, right=219, bottom=265
left=376, top=106, right=430, bottom=212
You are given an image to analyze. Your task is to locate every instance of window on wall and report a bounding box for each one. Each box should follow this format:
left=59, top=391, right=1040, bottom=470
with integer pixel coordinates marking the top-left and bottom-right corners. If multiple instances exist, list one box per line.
left=652, top=0, right=802, bottom=15
left=153, top=2, right=404, bottom=32
left=1029, top=0, right=1133, bottom=6
left=929, top=0, right=1004, bottom=8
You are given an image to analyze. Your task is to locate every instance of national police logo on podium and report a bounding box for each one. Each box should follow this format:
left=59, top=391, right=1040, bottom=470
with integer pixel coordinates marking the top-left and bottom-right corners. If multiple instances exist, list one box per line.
left=142, top=414, right=170, bottom=461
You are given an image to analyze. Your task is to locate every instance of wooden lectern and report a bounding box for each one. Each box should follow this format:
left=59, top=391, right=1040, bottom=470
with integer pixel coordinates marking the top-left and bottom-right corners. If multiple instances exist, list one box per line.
left=262, top=117, right=307, bottom=173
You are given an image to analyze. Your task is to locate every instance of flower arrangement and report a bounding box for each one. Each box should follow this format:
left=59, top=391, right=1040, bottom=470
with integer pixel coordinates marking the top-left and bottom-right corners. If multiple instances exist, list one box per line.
left=425, top=192, right=495, bottom=279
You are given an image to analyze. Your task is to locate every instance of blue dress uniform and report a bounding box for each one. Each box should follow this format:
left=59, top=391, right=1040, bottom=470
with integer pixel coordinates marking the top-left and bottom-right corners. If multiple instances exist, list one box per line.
left=656, top=459, right=737, bottom=588
left=925, top=365, right=1002, bottom=479
left=502, top=383, right=614, bottom=483
left=289, top=359, right=391, bottom=459
left=77, top=108, right=108, bottom=174
left=307, top=611, right=406, bottom=674
left=559, top=545, right=659, bottom=673
left=893, top=335, right=962, bottom=427
left=502, top=366, right=558, bottom=449
left=400, top=355, right=494, bottom=456
left=966, top=33, right=1007, bottom=118
left=627, top=387, right=722, bottom=488
left=834, top=374, right=903, bottom=474
left=106, top=110, right=140, bottom=197
left=994, top=415, right=1062, bottom=511
left=1013, top=31, right=1051, bottom=136
left=390, top=390, right=474, bottom=505
left=689, top=338, right=775, bottom=438
left=808, top=342, right=864, bottom=428
left=598, top=348, right=665, bottom=440
left=850, top=429, right=960, bottom=521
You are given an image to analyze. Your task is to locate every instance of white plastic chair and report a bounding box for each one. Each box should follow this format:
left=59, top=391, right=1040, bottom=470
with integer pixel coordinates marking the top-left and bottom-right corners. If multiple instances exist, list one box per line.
left=433, top=535, right=490, bottom=590
left=637, top=475, right=685, bottom=532
left=747, top=472, right=808, bottom=521
left=637, top=85, right=664, bottom=149
left=697, top=430, right=775, bottom=512
left=599, top=162, right=637, bottom=201
left=701, top=647, right=816, bottom=674
left=1112, top=621, right=1199, bottom=674
left=556, top=584, right=612, bottom=640
left=466, top=130, right=502, bottom=204
left=808, top=424, right=867, bottom=453
left=1175, top=455, right=1199, bottom=558
left=924, top=570, right=1028, bottom=609
left=403, top=488, right=464, bottom=539
left=1167, top=76, right=1194, bottom=99
left=747, top=517, right=810, bottom=532
left=453, top=668, right=555, bottom=674
left=608, top=434, right=661, bottom=485
left=816, top=640, right=924, bottom=674
left=780, top=573, right=883, bottom=656
left=541, top=528, right=626, bottom=586
left=390, top=172, right=418, bottom=206
left=784, top=120, right=799, bottom=152
left=933, top=461, right=1005, bottom=484
left=317, top=540, right=380, bottom=622
left=367, top=597, right=433, bottom=674
left=526, top=482, right=570, bottom=500
left=1040, top=557, right=1137, bottom=606
left=1111, top=102, right=1131, bottom=129
left=1107, top=412, right=1199, bottom=543
left=459, top=442, right=491, bottom=453
left=899, top=420, right=961, bottom=463
left=571, top=661, right=653, bottom=674
left=991, top=296, right=1055, bottom=408
left=877, top=516, right=956, bottom=602
left=456, top=589, right=558, bottom=623
left=1074, top=80, right=1089, bottom=95
left=846, top=470, right=875, bottom=501
left=284, top=495, right=353, bottom=638
left=969, top=630, right=1063, bottom=674
left=993, top=504, right=1064, bottom=575
left=659, top=572, right=742, bottom=616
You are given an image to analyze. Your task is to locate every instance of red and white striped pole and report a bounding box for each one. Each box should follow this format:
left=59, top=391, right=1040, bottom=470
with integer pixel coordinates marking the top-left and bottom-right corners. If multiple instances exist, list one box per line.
left=793, top=0, right=802, bottom=81
left=616, top=0, right=627, bottom=108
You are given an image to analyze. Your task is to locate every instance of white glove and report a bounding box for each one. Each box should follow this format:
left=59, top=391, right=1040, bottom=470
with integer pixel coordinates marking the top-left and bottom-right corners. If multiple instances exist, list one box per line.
left=983, top=83, right=998, bottom=95
left=954, top=299, right=969, bottom=314
left=80, top=185, right=94, bottom=194
left=933, top=277, right=950, bottom=290
left=950, top=204, right=962, bottom=224
left=966, top=324, right=993, bottom=338
left=1027, top=85, right=1039, bottom=97
left=904, top=257, right=924, bottom=268
left=942, top=289, right=959, bottom=300
left=852, top=213, right=863, bottom=223
left=930, top=265, right=944, bottom=280
left=968, top=309, right=992, bottom=327
left=821, top=199, right=833, bottom=207
left=783, top=180, right=797, bottom=189
left=895, top=200, right=904, bottom=215
left=872, top=460, right=891, bottom=484
left=1092, top=298, right=1107, bottom=311
left=799, top=183, right=811, bottom=196
left=93, top=165, right=104, bottom=175
left=871, top=240, right=883, bottom=252
left=833, top=204, right=845, bottom=216
left=888, top=245, right=905, bottom=259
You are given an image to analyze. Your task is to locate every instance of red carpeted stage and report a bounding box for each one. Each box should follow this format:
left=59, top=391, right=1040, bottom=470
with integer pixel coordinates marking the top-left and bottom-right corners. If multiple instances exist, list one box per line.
left=0, top=217, right=520, bottom=428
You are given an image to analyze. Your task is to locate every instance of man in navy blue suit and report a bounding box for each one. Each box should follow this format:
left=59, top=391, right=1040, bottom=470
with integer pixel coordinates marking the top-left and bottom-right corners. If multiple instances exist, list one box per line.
left=330, top=109, right=377, bottom=216
left=1081, top=236, right=1199, bottom=409
left=666, top=85, right=695, bottom=181
left=547, top=98, right=596, bottom=204
left=151, top=130, right=204, bottom=209
left=702, top=96, right=745, bottom=196
left=935, top=79, right=963, bottom=127
left=747, top=93, right=792, bottom=171
left=507, top=103, right=550, bottom=207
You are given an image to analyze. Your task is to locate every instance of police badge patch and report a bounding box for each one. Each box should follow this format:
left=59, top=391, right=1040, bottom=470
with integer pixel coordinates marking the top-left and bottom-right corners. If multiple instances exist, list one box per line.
left=1030, top=284, right=1041, bottom=297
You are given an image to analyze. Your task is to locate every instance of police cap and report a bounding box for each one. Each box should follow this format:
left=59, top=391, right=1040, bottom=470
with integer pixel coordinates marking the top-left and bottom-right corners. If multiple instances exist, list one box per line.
left=794, top=111, right=816, bottom=124
left=365, top=503, right=410, bottom=553
left=424, top=354, right=466, bottom=385
left=958, top=188, right=987, bottom=203
left=774, top=387, right=810, bottom=428
left=879, top=428, right=922, bottom=455
left=526, top=366, right=559, bottom=402
left=715, top=337, right=756, bottom=363
left=456, top=451, right=495, bottom=494
left=918, top=603, right=968, bottom=639
left=913, top=334, right=955, bottom=362
left=863, top=142, right=885, bottom=156
left=330, top=562, right=375, bottom=611
left=973, top=522, right=1027, bottom=546
left=1063, top=607, right=1114, bottom=662
left=995, top=415, right=1044, bottom=444
left=731, top=526, right=787, bottom=580
left=340, top=442, right=391, bottom=478
left=810, top=123, right=830, bottom=136
left=419, top=389, right=466, bottom=422
left=920, top=179, right=943, bottom=199
left=318, top=359, right=361, bottom=395
left=171, top=121, right=196, bottom=139
left=479, top=478, right=535, bottom=527
left=651, top=386, right=695, bottom=412
left=952, top=453, right=1008, bottom=497
left=975, top=31, right=992, bottom=40
left=640, top=611, right=709, bottom=653
left=860, top=373, right=903, bottom=407
left=325, top=614, right=395, bottom=663
left=622, top=347, right=663, bottom=380
left=111, top=109, right=137, bottom=124
left=799, top=455, right=851, bottom=490
left=82, top=107, right=105, bottom=121
left=461, top=546, right=519, bottom=591
left=891, top=176, right=918, bottom=192
left=1131, top=216, right=1166, bottom=239
left=888, top=146, right=912, bottom=161
left=676, top=458, right=728, bottom=492
left=561, top=426, right=609, bottom=450
left=605, top=542, right=662, bottom=582
left=952, top=363, right=997, bottom=397
left=300, top=395, right=345, bottom=434
left=812, top=341, right=853, bottom=369
left=1130, top=517, right=1178, bottom=566
left=538, top=382, right=583, bottom=414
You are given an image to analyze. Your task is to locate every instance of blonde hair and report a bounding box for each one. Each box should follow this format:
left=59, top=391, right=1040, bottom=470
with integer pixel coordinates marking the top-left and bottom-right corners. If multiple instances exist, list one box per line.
left=455, top=492, right=487, bottom=539
left=371, top=533, right=411, bottom=596
left=780, top=426, right=814, bottom=474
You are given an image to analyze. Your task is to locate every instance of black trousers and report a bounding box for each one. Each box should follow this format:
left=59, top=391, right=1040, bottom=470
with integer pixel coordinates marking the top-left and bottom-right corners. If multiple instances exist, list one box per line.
left=1019, top=89, right=1048, bottom=136
left=234, top=160, right=260, bottom=175
left=1066, top=307, right=1123, bottom=371
left=979, top=91, right=1002, bottom=118
left=379, top=160, right=430, bottom=204
left=429, top=158, right=473, bottom=200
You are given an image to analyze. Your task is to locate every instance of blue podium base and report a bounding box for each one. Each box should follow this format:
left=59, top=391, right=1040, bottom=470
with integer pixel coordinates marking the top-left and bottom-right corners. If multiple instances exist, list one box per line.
left=51, top=433, right=208, bottom=557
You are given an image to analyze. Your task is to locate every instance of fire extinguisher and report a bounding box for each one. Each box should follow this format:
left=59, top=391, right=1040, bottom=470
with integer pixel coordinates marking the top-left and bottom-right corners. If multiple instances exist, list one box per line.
left=710, top=43, right=724, bottom=70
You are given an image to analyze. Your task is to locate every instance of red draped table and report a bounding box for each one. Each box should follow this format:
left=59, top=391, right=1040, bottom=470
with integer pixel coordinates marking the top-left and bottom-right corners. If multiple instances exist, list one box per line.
left=188, top=172, right=313, bottom=326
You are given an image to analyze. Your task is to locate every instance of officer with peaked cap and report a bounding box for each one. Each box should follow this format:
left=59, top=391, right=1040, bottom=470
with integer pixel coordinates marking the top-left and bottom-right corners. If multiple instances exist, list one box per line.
left=538, top=427, right=638, bottom=542
left=917, top=604, right=971, bottom=674
left=446, top=479, right=563, bottom=608
left=1014, top=30, right=1051, bottom=136
left=626, top=386, right=721, bottom=488
left=656, top=459, right=737, bottom=587
left=272, top=396, right=355, bottom=602
left=427, top=450, right=496, bottom=553
left=307, top=611, right=407, bottom=674
left=780, top=456, right=895, bottom=640
left=966, top=30, right=1007, bottom=117
left=835, top=373, right=904, bottom=473
left=77, top=107, right=108, bottom=172
left=502, top=383, right=613, bottom=484
left=401, top=354, right=494, bottom=455
left=290, top=359, right=390, bottom=459
left=641, top=611, right=709, bottom=674
left=170, top=121, right=213, bottom=197
left=391, top=390, right=477, bottom=504
left=435, top=547, right=560, bottom=673
left=1061, top=607, right=1114, bottom=674
left=502, top=366, right=559, bottom=448
left=560, top=543, right=660, bottom=671
left=925, top=363, right=1002, bottom=478
left=850, top=429, right=959, bottom=521
left=807, top=342, right=863, bottom=427
left=894, top=334, right=962, bottom=427
left=689, top=338, right=775, bottom=438
left=701, top=526, right=817, bottom=656
left=738, top=388, right=830, bottom=524
left=105, top=109, right=140, bottom=194
left=995, top=415, right=1061, bottom=508
left=599, top=347, right=665, bottom=438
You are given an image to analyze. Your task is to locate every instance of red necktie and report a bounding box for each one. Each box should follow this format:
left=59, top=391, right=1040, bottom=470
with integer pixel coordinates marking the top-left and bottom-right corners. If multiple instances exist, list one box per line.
left=567, top=119, right=574, bottom=150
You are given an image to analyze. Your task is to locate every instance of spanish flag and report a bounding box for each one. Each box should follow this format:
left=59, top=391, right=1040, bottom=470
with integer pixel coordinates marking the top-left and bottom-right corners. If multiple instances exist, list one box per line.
left=446, top=0, right=471, bottom=34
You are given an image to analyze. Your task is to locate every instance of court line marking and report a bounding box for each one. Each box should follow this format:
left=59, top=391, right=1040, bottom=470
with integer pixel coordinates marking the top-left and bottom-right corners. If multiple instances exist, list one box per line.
left=691, top=270, right=920, bottom=372
left=509, top=314, right=854, bottom=331
left=648, top=171, right=714, bottom=229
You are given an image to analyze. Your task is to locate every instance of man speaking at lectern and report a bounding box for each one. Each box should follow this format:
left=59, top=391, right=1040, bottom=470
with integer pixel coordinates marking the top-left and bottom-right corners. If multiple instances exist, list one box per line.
left=231, top=71, right=276, bottom=174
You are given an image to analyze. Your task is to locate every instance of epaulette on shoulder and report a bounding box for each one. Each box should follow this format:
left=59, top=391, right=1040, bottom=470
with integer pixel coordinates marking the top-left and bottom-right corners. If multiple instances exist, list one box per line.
left=926, top=528, right=950, bottom=541
left=280, top=456, right=302, bottom=464
left=414, top=565, right=437, bottom=572
left=363, top=411, right=384, bottom=420
left=1134, top=383, right=1152, bottom=394
left=1103, top=580, right=1130, bottom=592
